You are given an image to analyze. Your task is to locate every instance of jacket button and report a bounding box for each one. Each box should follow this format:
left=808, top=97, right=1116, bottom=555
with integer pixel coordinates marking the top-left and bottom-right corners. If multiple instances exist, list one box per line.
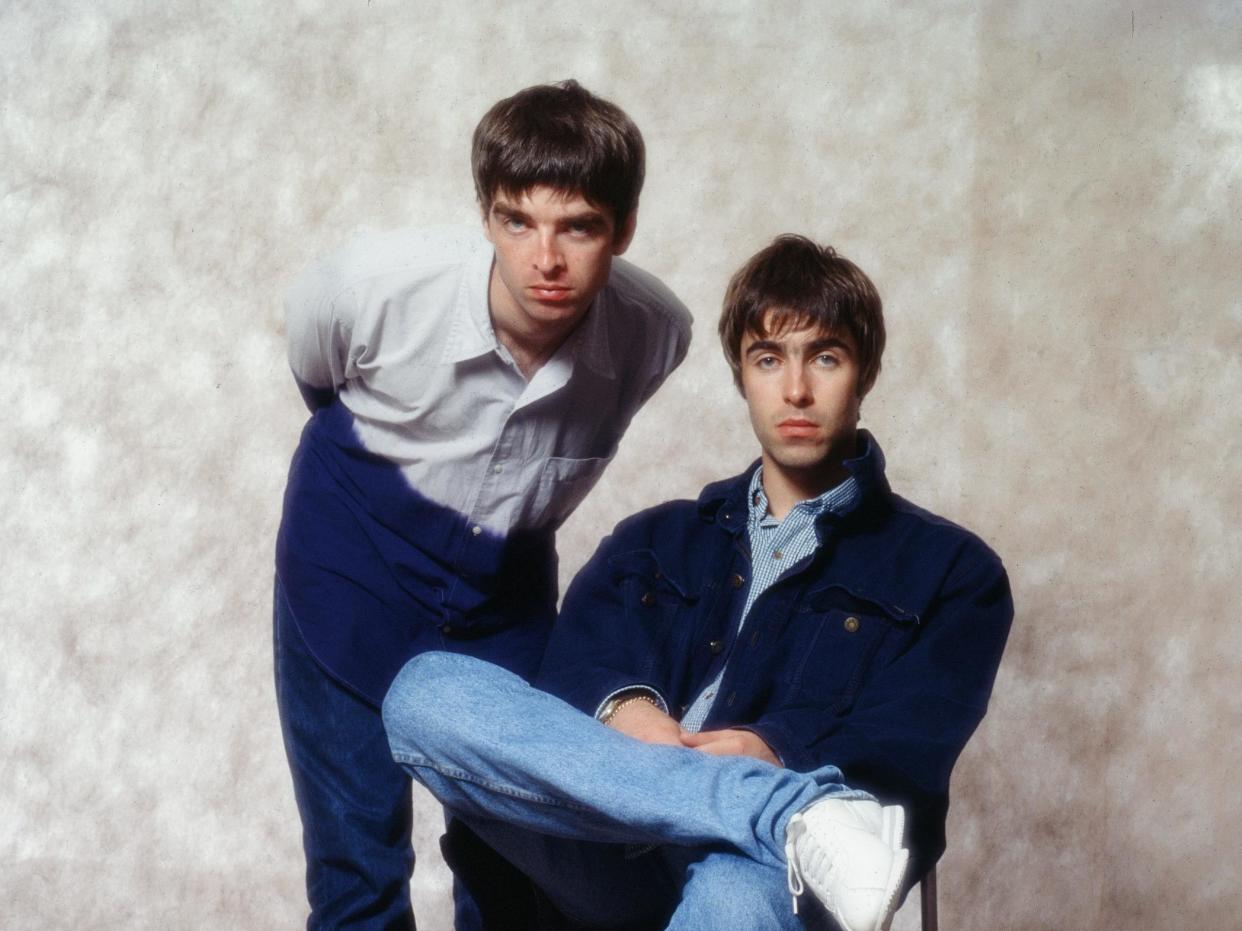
left=709, top=639, right=724, bottom=655
left=844, top=616, right=860, bottom=633
left=442, top=625, right=453, bottom=635
left=654, top=570, right=662, bottom=580
left=640, top=592, right=655, bottom=607
left=730, top=573, right=745, bottom=589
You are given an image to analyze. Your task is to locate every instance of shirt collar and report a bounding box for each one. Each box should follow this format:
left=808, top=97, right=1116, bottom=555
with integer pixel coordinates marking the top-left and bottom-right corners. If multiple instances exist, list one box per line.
left=569, top=291, right=616, bottom=380
left=440, top=244, right=503, bottom=365
left=698, top=430, right=890, bottom=530
left=745, top=465, right=861, bottom=528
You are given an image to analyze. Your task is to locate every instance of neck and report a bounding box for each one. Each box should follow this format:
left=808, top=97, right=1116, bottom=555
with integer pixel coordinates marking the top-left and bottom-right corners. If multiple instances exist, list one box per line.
left=488, top=269, right=582, bottom=380
left=760, top=442, right=856, bottom=520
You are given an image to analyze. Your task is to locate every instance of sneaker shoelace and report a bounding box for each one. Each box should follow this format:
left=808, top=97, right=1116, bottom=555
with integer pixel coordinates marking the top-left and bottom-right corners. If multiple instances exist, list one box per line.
left=785, top=827, right=835, bottom=916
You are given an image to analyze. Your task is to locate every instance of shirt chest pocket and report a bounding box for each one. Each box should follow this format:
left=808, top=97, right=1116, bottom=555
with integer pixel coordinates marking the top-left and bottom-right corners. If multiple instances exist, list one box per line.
left=522, top=454, right=614, bottom=529
left=784, top=586, right=918, bottom=706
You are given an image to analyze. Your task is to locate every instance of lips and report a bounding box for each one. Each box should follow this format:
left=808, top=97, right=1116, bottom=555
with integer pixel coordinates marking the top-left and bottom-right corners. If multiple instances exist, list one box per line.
left=529, top=284, right=574, bottom=303
left=777, top=418, right=819, bottom=438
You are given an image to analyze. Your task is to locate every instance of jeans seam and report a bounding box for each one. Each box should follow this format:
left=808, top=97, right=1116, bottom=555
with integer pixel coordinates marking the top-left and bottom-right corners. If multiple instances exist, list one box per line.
left=393, top=753, right=594, bottom=813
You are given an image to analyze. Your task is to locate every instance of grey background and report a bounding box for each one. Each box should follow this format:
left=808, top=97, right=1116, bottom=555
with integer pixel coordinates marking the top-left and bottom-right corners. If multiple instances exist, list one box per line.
left=3, top=1, right=1239, bottom=928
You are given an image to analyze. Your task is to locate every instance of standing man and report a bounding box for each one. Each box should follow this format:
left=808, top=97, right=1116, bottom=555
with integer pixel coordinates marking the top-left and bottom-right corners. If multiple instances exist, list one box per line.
left=274, top=81, right=692, bottom=928
left=382, top=234, right=1013, bottom=931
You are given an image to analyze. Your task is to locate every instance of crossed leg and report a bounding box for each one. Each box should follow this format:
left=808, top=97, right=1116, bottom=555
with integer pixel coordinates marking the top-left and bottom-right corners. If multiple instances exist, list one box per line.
left=382, top=652, right=867, bottom=927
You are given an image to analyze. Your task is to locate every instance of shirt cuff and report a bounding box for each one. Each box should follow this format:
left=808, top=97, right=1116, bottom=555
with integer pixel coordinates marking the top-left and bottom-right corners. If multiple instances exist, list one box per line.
left=594, top=685, right=669, bottom=720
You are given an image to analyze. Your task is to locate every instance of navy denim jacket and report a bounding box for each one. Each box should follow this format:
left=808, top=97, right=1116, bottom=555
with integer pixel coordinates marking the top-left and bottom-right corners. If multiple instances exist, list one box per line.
left=535, top=433, right=1013, bottom=883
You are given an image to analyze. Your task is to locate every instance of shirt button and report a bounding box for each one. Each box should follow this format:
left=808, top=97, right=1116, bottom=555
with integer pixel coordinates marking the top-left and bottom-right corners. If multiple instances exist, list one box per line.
left=471, top=525, right=482, bottom=536
left=709, top=639, right=724, bottom=655
left=640, top=592, right=655, bottom=607
left=773, top=549, right=783, bottom=560
left=730, top=573, right=745, bottom=589
left=844, top=616, right=860, bottom=633
left=492, top=464, right=503, bottom=474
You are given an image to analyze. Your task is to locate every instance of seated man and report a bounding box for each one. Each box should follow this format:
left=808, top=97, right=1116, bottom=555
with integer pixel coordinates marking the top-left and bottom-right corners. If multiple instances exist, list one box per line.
left=382, top=235, right=1014, bottom=931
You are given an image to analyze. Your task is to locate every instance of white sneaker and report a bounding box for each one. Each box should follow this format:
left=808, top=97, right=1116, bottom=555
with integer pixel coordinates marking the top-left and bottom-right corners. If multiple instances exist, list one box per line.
left=784, top=798, right=909, bottom=931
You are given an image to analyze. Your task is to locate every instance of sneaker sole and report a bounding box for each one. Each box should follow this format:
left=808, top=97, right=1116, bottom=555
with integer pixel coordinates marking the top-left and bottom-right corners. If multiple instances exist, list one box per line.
left=880, top=805, right=905, bottom=852
left=877, top=845, right=909, bottom=931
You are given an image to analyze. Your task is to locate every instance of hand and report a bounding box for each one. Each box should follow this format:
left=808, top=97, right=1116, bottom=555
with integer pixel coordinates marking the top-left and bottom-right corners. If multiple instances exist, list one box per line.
left=608, top=699, right=688, bottom=748
left=680, top=728, right=782, bottom=766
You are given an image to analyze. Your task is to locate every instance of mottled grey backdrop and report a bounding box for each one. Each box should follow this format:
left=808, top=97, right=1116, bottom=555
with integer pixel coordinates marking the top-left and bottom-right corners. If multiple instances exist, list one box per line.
left=3, top=1, right=1239, bottom=928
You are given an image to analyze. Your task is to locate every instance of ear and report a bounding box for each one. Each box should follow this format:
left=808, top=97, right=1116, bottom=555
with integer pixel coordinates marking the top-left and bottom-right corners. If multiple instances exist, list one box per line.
left=612, top=206, right=638, bottom=256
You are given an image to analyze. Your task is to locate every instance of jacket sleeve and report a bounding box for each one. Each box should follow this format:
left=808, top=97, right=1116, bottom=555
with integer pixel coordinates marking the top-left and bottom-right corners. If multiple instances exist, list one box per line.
left=284, top=249, right=359, bottom=411
left=745, top=544, right=1014, bottom=881
left=533, top=521, right=673, bottom=717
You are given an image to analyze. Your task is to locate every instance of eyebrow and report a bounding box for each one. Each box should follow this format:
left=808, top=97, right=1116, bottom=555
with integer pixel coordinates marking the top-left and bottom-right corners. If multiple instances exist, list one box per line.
left=744, top=335, right=853, bottom=357
left=490, top=202, right=609, bottom=228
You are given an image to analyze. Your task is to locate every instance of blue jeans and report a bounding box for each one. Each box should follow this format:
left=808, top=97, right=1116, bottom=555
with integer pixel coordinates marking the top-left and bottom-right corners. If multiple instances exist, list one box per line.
left=274, top=577, right=534, bottom=929
left=382, top=652, right=867, bottom=930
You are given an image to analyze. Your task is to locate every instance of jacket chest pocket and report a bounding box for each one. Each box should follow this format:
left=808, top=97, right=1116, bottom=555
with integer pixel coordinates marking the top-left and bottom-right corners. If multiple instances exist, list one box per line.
left=607, top=550, right=700, bottom=665
left=784, top=587, right=918, bottom=707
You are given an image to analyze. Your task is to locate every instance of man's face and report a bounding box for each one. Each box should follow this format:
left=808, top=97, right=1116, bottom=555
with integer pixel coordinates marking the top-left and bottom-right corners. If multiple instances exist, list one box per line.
left=740, top=316, right=862, bottom=486
left=483, top=185, right=635, bottom=341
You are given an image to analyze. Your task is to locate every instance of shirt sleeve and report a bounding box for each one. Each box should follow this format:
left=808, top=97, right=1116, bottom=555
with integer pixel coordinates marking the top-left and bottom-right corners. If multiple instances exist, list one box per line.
left=284, top=248, right=360, bottom=411
left=637, top=292, right=692, bottom=407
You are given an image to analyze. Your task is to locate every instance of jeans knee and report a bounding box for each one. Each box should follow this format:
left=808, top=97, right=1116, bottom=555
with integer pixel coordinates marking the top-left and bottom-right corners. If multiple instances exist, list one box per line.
left=382, top=651, right=480, bottom=755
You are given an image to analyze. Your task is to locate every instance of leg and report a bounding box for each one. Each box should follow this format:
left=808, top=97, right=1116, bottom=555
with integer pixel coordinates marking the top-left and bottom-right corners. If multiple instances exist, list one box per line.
left=665, top=848, right=834, bottom=931
left=274, top=576, right=416, bottom=930
left=442, top=816, right=545, bottom=930
left=381, top=652, right=866, bottom=871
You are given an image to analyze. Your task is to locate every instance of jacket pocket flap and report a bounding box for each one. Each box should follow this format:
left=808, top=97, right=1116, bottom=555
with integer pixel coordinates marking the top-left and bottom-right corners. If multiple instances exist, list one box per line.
left=606, top=549, right=694, bottom=601
left=799, top=583, right=919, bottom=625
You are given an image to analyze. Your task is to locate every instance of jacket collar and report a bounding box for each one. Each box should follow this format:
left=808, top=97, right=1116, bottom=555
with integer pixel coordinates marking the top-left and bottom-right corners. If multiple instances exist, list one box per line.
left=696, top=430, right=890, bottom=533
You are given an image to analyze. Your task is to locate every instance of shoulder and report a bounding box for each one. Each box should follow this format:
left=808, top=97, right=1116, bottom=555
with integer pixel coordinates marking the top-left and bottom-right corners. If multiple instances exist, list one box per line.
left=602, top=257, right=693, bottom=343
left=599, top=495, right=706, bottom=553
left=882, top=492, right=1007, bottom=583
left=294, top=226, right=482, bottom=302
left=598, top=468, right=748, bottom=557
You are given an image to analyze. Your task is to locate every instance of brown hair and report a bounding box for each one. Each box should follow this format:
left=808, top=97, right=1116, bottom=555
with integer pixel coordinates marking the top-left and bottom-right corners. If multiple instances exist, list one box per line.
left=472, top=80, right=644, bottom=235
left=719, top=234, right=886, bottom=395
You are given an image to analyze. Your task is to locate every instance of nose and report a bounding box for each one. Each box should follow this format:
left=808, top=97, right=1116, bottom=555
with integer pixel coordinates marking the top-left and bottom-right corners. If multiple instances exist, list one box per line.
left=783, top=365, right=812, bottom=406
left=533, top=232, right=564, bottom=276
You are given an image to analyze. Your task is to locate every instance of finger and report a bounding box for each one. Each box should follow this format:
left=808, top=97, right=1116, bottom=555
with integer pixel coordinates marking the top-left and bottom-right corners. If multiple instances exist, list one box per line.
left=681, top=729, right=731, bottom=746
left=692, top=738, right=743, bottom=757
